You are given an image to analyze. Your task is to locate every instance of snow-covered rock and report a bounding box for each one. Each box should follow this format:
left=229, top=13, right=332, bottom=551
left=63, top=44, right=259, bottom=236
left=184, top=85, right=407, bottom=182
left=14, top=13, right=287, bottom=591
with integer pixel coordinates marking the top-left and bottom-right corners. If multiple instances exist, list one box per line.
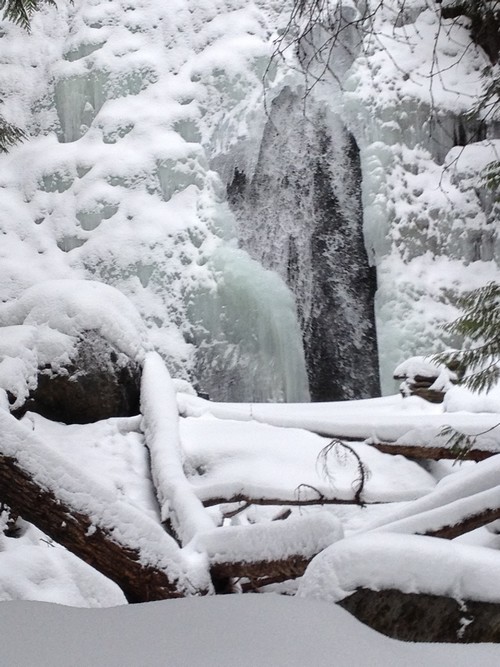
left=0, top=280, right=146, bottom=421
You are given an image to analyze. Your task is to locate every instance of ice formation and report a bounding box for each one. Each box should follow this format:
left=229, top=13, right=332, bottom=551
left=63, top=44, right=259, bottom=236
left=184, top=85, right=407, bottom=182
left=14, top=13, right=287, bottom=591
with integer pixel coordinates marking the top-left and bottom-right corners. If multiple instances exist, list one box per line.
left=0, top=0, right=498, bottom=399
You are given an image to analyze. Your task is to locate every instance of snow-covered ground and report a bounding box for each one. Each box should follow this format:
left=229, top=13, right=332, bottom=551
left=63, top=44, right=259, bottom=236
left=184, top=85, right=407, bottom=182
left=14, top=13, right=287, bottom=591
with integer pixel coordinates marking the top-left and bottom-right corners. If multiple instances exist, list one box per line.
left=2, top=595, right=500, bottom=667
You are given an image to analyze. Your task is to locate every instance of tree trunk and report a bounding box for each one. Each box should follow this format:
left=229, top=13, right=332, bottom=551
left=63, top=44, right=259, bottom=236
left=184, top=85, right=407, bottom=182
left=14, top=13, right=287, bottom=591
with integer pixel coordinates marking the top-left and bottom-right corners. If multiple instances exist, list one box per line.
left=0, top=410, right=210, bottom=602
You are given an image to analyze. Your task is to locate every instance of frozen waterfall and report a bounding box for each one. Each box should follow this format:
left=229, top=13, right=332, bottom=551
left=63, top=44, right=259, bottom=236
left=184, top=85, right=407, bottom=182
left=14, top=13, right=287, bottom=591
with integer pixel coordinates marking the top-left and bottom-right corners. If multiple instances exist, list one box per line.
left=1, top=0, right=499, bottom=402
left=226, top=87, right=379, bottom=401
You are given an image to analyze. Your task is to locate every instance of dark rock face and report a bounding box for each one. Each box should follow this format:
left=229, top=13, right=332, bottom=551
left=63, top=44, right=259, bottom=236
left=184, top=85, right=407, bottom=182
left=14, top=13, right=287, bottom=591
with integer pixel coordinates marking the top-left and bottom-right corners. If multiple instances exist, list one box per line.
left=227, top=87, right=379, bottom=401
left=339, top=587, right=500, bottom=642
left=12, top=330, right=141, bottom=424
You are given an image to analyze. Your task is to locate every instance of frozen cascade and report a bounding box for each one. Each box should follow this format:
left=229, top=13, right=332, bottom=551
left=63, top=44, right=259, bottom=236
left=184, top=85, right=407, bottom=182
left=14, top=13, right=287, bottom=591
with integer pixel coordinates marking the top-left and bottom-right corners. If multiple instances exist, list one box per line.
left=338, top=2, right=500, bottom=392
left=226, top=87, right=379, bottom=401
left=188, top=245, right=309, bottom=402
left=0, top=0, right=310, bottom=403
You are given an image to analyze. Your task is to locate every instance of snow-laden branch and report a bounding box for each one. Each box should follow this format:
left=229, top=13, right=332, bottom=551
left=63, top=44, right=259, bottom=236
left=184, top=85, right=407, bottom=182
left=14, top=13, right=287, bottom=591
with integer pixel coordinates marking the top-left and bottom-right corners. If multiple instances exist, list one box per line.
left=195, top=512, right=343, bottom=587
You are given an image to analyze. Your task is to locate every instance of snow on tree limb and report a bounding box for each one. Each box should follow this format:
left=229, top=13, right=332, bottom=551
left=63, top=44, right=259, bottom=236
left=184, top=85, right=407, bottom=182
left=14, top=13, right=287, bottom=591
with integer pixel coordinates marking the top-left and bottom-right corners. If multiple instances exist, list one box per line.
left=362, top=453, right=500, bottom=534
left=380, top=486, right=500, bottom=541
left=140, top=352, right=215, bottom=545
left=195, top=512, right=343, bottom=586
left=368, top=440, right=495, bottom=461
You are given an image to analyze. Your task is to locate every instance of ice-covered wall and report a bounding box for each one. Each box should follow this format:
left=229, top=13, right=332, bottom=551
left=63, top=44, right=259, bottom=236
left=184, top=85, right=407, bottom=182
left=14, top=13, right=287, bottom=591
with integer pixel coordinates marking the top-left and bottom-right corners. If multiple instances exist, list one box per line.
left=0, top=0, right=310, bottom=402
left=265, top=0, right=500, bottom=393
left=0, top=0, right=498, bottom=400
left=338, top=1, right=500, bottom=392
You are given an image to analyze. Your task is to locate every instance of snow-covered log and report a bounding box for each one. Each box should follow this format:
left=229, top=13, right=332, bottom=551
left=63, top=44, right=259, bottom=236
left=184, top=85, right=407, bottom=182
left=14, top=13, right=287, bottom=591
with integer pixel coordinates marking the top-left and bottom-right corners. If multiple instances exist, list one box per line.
left=361, top=454, right=500, bottom=534
left=378, top=487, right=500, bottom=540
left=0, top=410, right=211, bottom=602
left=369, top=441, right=494, bottom=462
left=140, top=352, right=215, bottom=545
left=299, top=533, right=500, bottom=642
left=195, top=513, right=343, bottom=587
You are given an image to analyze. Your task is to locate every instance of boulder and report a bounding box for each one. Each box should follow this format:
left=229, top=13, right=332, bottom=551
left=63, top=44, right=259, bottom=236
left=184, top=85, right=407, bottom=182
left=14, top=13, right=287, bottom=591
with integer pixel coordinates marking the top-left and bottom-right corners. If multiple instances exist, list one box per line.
left=11, top=330, right=141, bottom=424
left=0, top=280, right=148, bottom=423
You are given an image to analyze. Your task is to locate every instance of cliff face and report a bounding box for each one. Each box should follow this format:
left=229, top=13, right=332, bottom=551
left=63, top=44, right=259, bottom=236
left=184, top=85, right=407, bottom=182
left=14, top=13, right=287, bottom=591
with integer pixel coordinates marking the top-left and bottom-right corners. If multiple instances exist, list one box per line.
left=0, top=0, right=498, bottom=400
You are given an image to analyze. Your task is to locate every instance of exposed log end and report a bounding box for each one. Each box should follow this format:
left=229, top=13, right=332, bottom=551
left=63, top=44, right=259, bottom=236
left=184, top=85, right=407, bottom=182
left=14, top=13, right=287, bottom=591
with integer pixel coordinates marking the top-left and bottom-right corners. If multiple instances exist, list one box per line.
left=340, top=587, right=500, bottom=642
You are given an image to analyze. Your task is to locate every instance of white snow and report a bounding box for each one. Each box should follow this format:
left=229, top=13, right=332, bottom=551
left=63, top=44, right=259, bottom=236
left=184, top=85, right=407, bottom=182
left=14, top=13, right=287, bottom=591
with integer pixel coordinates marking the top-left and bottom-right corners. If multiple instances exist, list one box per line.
left=194, top=513, right=343, bottom=566
left=180, top=413, right=437, bottom=504
left=0, top=279, right=149, bottom=361
left=299, top=532, right=500, bottom=606
left=140, top=351, right=215, bottom=545
left=3, top=595, right=500, bottom=667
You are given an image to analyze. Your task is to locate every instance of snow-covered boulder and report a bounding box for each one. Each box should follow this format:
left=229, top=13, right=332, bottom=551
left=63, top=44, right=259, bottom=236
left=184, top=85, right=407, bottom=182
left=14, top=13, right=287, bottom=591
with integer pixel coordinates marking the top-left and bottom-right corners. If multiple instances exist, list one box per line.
left=0, top=280, right=149, bottom=423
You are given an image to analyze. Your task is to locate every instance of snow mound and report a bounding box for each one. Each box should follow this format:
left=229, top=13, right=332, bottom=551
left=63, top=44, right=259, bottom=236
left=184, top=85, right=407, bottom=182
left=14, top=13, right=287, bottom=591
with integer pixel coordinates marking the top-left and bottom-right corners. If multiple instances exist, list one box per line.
left=0, top=279, right=149, bottom=362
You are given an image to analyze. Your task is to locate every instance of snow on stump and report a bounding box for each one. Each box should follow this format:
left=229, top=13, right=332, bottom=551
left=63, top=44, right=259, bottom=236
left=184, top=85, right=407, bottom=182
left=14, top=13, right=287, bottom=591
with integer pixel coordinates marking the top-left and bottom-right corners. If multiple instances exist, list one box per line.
left=0, top=280, right=148, bottom=423
left=393, top=356, right=458, bottom=404
left=299, top=533, right=500, bottom=642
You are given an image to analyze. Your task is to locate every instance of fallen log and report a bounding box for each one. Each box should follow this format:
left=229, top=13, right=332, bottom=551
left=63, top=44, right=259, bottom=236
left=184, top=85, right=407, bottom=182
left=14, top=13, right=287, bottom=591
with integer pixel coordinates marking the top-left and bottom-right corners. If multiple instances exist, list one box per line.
left=373, top=486, right=500, bottom=541
left=424, top=504, right=500, bottom=540
left=0, top=410, right=211, bottom=602
left=196, top=512, right=343, bottom=589
left=140, top=352, right=215, bottom=546
left=369, top=441, right=494, bottom=462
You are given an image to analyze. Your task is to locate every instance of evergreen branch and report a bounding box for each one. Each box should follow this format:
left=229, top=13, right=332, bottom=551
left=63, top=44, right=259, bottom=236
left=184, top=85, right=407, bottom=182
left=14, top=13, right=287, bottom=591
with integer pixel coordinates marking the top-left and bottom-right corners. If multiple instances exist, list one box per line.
left=0, top=117, right=26, bottom=152
left=0, top=0, right=56, bottom=31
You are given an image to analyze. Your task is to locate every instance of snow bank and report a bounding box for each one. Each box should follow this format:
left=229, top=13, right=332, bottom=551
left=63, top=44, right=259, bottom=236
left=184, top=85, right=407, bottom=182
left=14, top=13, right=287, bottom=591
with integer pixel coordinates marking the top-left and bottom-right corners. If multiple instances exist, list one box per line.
left=24, top=412, right=158, bottom=521
left=180, top=413, right=436, bottom=504
left=0, top=536, right=125, bottom=607
left=299, top=533, right=500, bottom=605
left=3, top=595, right=500, bottom=667
left=445, top=384, right=500, bottom=414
